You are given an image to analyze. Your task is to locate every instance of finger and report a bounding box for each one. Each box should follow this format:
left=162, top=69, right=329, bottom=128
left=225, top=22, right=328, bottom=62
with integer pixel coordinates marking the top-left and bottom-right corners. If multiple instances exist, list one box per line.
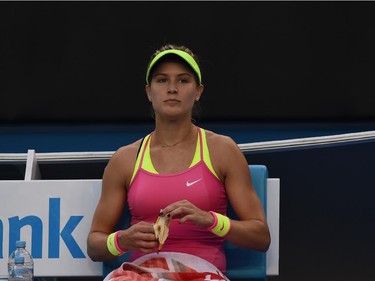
left=169, top=206, right=192, bottom=219
left=178, top=214, right=191, bottom=224
left=138, top=232, right=158, bottom=242
left=177, top=210, right=209, bottom=227
left=134, top=222, right=155, bottom=233
left=161, top=200, right=191, bottom=216
left=138, top=240, right=158, bottom=251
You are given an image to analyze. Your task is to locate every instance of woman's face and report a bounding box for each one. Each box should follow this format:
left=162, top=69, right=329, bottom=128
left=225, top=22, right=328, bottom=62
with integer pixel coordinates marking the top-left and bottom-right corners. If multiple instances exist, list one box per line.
left=146, top=61, right=203, bottom=121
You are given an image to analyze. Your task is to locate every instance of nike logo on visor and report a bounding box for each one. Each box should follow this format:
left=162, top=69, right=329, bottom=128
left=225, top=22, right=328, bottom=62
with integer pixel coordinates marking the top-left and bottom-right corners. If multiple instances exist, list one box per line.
left=186, top=178, right=202, bottom=187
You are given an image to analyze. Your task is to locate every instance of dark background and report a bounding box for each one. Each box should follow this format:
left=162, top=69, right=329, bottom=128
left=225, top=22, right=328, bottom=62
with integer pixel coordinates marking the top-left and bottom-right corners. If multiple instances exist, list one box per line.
left=1, top=2, right=375, bottom=281
left=1, top=1, right=375, bottom=124
left=247, top=140, right=375, bottom=281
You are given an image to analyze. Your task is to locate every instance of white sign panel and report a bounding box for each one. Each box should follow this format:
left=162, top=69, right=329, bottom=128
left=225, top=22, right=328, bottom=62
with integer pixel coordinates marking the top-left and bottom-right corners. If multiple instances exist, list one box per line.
left=0, top=180, right=103, bottom=277
left=266, top=178, right=280, bottom=276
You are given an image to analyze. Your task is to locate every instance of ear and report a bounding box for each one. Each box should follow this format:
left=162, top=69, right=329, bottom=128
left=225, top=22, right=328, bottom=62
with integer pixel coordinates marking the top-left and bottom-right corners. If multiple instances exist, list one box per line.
left=195, top=84, right=204, bottom=101
left=145, top=85, right=152, bottom=102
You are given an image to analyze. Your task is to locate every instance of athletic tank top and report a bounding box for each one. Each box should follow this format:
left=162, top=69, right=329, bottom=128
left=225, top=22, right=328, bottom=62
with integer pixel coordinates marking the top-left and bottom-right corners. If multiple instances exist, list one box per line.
left=127, top=127, right=228, bottom=272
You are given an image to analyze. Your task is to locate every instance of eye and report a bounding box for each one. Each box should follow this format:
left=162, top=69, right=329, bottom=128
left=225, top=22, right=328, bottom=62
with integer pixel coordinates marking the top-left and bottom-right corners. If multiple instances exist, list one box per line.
left=178, top=75, right=192, bottom=83
left=156, top=78, right=167, bottom=83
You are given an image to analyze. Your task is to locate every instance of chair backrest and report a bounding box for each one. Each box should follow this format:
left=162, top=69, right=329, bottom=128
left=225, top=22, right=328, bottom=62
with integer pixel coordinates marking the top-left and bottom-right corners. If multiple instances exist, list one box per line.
left=103, top=165, right=269, bottom=280
left=225, top=165, right=268, bottom=280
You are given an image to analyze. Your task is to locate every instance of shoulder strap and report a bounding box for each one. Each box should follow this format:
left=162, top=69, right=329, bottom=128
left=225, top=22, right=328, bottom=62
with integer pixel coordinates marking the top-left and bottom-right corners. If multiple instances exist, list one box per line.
left=200, top=128, right=220, bottom=180
left=130, top=134, right=152, bottom=184
left=136, top=137, right=145, bottom=159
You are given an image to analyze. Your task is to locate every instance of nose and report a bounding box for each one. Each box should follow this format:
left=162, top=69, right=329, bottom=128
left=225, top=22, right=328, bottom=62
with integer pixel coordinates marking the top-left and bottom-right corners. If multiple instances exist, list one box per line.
left=167, top=80, right=178, bottom=94
left=167, top=88, right=177, bottom=94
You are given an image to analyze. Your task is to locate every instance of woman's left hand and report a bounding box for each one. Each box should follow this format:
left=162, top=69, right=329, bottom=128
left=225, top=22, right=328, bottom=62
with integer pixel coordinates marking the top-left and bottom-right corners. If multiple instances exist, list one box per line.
left=160, top=200, right=214, bottom=228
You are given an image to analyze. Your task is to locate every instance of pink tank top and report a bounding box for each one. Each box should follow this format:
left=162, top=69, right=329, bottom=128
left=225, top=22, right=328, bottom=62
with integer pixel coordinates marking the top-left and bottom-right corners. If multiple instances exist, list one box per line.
left=127, top=127, right=228, bottom=272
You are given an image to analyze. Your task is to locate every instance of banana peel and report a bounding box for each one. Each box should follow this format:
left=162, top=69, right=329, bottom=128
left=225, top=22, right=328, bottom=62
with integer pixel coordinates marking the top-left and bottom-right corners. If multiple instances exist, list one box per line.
left=153, top=214, right=171, bottom=253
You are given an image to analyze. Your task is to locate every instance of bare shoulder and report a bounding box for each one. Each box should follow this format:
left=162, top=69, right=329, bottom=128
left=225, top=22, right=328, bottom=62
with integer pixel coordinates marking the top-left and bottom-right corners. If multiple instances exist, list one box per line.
left=204, top=129, right=240, bottom=153
left=111, top=139, right=143, bottom=162
left=204, top=129, right=246, bottom=179
left=104, top=138, right=144, bottom=182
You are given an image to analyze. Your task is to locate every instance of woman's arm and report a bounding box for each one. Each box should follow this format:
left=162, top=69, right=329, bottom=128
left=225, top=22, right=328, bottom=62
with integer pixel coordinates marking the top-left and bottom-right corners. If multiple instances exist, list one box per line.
left=87, top=142, right=158, bottom=261
left=211, top=133, right=270, bottom=251
left=86, top=146, right=131, bottom=261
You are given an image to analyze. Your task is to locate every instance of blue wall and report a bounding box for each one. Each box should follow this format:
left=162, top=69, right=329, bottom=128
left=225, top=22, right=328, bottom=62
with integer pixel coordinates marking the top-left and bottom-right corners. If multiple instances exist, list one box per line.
left=2, top=122, right=375, bottom=153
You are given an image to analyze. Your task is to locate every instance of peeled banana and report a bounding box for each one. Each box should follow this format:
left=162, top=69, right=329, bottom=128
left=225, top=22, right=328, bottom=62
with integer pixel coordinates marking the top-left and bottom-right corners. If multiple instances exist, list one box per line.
left=153, top=213, right=171, bottom=253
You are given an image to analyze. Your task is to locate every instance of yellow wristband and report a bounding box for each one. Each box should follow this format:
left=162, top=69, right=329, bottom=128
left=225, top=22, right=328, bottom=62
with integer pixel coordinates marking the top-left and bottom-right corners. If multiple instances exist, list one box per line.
left=106, top=231, right=126, bottom=256
left=208, top=211, right=231, bottom=237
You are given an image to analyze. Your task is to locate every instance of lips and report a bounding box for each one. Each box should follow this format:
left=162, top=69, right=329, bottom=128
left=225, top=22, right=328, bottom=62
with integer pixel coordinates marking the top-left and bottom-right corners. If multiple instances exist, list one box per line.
left=164, top=99, right=180, bottom=103
left=164, top=99, right=181, bottom=106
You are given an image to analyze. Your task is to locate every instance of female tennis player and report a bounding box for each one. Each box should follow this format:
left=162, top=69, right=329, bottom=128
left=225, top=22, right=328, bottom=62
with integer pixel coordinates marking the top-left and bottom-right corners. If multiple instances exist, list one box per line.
left=87, top=44, right=270, bottom=280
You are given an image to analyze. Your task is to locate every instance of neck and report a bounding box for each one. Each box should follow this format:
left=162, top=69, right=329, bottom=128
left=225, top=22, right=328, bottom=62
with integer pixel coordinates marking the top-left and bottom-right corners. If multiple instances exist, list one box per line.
left=153, top=123, right=197, bottom=148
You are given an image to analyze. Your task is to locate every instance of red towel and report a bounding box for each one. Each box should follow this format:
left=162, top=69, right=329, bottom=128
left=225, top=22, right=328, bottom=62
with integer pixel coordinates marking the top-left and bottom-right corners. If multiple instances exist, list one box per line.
left=104, top=252, right=229, bottom=281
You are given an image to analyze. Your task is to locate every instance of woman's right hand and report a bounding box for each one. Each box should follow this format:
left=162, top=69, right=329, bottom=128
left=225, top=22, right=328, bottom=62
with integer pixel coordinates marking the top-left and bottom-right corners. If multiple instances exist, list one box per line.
left=117, top=221, right=158, bottom=254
